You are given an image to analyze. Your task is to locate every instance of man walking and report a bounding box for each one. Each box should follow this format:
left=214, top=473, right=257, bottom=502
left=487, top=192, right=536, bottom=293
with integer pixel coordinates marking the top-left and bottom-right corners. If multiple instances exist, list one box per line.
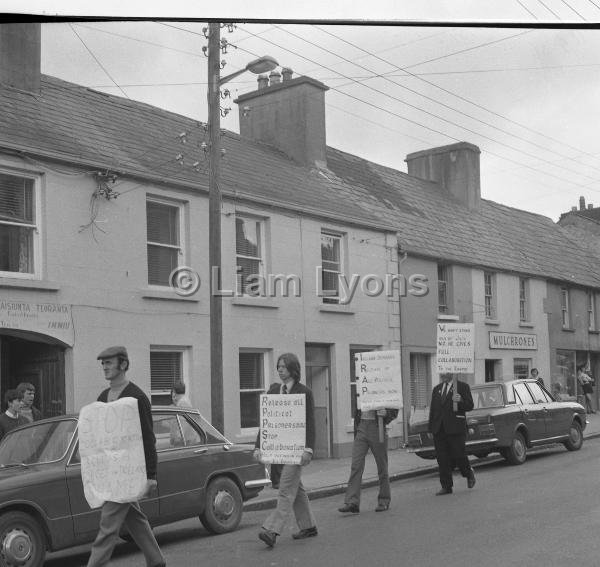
left=87, top=346, right=165, bottom=567
left=428, top=373, right=475, bottom=495
left=16, top=382, right=42, bottom=422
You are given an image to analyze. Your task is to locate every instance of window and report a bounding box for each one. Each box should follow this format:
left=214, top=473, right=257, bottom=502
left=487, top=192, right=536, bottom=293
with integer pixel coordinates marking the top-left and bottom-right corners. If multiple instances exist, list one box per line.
left=519, top=278, right=529, bottom=322
left=560, top=287, right=570, bottom=328
left=321, top=231, right=343, bottom=304
left=236, top=215, right=264, bottom=296
left=437, top=264, right=449, bottom=314
left=484, top=272, right=496, bottom=319
left=146, top=199, right=183, bottom=286
left=588, top=291, right=597, bottom=331
left=0, top=172, right=38, bottom=276
left=239, top=351, right=264, bottom=428
left=514, top=382, right=535, bottom=405
left=150, top=349, right=183, bottom=405
left=409, top=353, right=431, bottom=409
left=513, top=358, right=531, bottom=380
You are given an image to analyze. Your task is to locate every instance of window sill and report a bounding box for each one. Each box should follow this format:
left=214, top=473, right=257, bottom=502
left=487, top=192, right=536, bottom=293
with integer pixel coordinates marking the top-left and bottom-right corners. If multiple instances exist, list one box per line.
left=0, top=277, right=60, bottom=292
left=141, top=289, right=200, bottom=302
left=589, top=330, right=600, bottom=335
left=484, top=318, right=500, bottom=326
left=231, top=296, right=279, bottom=309
left=319, top=303, right=355, bottom=315
left=437, top=314, right=460, bottom=321
left=518, top=321, right=535, bottom=328
left=562, top=327, right=575, bottom=333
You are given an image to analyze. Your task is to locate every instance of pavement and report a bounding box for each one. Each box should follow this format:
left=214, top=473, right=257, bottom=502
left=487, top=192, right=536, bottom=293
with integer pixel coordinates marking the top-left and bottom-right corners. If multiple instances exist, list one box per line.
left=244, top=411, right=600, bottom=511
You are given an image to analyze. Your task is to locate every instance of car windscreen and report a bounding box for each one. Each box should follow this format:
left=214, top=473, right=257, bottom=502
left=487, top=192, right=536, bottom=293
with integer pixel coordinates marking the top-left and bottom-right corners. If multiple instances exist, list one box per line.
left=472, top=386, right=504, bottom=409
left=0, top=419, right=77, bottom=466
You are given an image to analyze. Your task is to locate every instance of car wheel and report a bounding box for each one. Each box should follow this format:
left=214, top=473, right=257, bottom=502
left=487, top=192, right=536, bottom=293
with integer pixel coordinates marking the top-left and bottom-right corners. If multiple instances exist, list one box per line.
left=504, top=431, right=527, bottom=465
left=200, top=476, right=243, bottom=534
left=0, top=511, right=46, bottom=567
left=564, top=421, right=583, bottom=451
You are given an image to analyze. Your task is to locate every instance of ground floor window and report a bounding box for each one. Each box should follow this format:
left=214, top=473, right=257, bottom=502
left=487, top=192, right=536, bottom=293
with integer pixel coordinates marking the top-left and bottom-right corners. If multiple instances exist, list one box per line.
left=409, top=353, right=431, bottom=409
left=150, top=349, right=184, bottom=405
left=555, top=350, right=576, bottom=398
left=239, top=351, right=265, bottom=429
left=513, top=358, right=531, bottom=381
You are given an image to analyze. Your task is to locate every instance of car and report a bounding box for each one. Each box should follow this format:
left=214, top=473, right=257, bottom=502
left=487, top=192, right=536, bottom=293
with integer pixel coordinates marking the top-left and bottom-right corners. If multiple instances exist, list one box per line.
left=406, top=379, right=587, bottom=465
left=0, top=406, right=270, bottom=567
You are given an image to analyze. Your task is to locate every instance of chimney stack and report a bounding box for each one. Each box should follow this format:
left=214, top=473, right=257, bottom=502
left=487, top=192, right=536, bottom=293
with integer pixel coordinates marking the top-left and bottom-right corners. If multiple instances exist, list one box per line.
left=405, top=142, right=481, bottom=210
left=588, top=203, right=594, bottom=210
left=580, top=196, right=586, bottom=210
left=0, top=23, right=41, bottom=94
left=235, top=74, right=329, bottom=168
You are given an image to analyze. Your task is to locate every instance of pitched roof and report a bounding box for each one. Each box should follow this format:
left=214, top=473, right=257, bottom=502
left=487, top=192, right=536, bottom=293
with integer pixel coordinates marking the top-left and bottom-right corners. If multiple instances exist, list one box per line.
left=1, top=74, right=599, bottom=288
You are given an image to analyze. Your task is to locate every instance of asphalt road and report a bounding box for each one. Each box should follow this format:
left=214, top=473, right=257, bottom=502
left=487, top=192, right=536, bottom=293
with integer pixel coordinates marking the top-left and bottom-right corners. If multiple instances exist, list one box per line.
left=48, top=438, right=600, bottom=567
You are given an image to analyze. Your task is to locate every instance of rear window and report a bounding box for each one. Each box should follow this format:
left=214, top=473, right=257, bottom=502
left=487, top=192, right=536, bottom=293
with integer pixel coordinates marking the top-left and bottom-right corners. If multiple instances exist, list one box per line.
left=472, top=386, right=504, bottom=409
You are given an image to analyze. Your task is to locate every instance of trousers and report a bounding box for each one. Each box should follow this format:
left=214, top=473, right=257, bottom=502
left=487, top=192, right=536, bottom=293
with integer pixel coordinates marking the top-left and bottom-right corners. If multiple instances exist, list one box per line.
left=344, top=419, right=390, bottom=506
left=87, top=501, right=165, bottom=567
left=433, top=428, right=472, bottom=489
left=262, top=464, right=316, bottom=534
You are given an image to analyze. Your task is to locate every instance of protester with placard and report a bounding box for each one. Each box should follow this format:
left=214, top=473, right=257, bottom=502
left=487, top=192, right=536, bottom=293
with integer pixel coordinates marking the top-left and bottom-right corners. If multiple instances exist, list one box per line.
left=428, top=373, right=475, bottom=495
left=86, top=346, right=165, bottom=567
left=254, top=353, right=318, bottom=548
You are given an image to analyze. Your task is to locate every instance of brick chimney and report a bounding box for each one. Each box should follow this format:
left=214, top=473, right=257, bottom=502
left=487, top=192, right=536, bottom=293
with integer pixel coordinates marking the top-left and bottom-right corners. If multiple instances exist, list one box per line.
left=405, top=142, right=481, bottom=210
left=0, top=23, right=41, bottom=94
left=579, top=196, right=586, bottom=210
left=234, top=70, right=329, bottom=168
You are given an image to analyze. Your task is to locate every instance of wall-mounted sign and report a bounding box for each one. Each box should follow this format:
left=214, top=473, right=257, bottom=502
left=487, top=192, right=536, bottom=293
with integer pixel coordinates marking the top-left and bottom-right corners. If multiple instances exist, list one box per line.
left=437, top=323, right=474, bottom=373
left=0, top=300, right=74, bottom=346
left=489, top=331, right=537, bottom=350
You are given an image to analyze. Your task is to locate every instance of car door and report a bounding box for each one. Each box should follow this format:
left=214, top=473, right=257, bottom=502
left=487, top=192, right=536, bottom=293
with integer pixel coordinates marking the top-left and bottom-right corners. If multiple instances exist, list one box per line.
left=513, top=382, right=546, bottom=441
left=529, top=382, right=572, bottom=438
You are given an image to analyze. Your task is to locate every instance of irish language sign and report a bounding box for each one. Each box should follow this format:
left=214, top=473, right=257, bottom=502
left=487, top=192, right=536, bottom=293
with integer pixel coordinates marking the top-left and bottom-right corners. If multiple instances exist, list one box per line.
left=0, top=300, right=74, bottom=346
left=259, top=394, right=306, bottom=465
left=355, top=350, right=402, bottom=411
left=436, top=323, right=474, bottom=373
left=79, top=398, right=147, bottom=509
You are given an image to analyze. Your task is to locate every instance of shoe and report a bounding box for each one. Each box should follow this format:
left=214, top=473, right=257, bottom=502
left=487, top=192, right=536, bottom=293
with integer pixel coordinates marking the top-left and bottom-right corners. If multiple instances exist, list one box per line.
left=436, top=487, right=453, bottom=495
left=258, top=529, right=278, bottom=548
left=467, top=470, right=476, bottom=489
left=292, top=526, right=318, bottom=539
left=375, top=503, right=390, bottom=512
left=338, top=503, right=360, bottom=514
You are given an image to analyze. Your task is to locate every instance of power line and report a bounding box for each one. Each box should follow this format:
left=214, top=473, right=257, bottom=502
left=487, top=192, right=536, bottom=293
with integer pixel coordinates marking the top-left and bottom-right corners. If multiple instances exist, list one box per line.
left=515, top=0, right=540, bottom=18
left=559, top=0, right=587, bottom=19
left=537, top=0, right=561, bottom=18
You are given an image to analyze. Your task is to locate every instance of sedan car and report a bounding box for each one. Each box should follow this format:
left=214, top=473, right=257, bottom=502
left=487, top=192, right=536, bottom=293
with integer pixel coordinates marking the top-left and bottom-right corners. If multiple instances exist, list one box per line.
left=406, top=379, right=587, bottom=465
left=0, top=407, right=270, bottom=567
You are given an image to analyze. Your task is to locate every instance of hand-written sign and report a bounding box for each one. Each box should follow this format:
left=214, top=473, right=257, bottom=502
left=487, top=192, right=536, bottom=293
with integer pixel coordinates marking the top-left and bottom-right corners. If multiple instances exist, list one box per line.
left=79, top=398, right=147, bottom=509
left=355, top=350, right=402, bottom=411
left=437, top=323, right=474, bottom=373
left=259, top=394, right=306, bottom=465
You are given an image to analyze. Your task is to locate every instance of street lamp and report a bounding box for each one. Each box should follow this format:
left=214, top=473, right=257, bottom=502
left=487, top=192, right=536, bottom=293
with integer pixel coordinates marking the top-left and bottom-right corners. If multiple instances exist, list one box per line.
left=207, top=23, right=278, bottom=433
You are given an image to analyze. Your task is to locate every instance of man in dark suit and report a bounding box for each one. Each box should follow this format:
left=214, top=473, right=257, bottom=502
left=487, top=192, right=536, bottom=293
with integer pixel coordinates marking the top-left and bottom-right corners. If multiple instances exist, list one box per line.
left=429, top=373, right=475, bottom=495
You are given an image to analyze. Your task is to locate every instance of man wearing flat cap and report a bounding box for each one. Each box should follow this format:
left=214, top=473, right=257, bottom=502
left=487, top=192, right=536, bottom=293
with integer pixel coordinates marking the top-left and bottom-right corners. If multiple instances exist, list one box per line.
left=87, top=346, right=166, bottom=567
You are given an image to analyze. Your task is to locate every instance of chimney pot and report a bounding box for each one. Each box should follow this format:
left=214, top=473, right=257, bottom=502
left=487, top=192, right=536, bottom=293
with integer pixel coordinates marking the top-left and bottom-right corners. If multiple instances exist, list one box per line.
left=282, top=67, right=293, bottom=82
left=589, top=203, right=594, bottom=209
left=580, top=196, right=586, bottom=210
left=257, top=74, right=269, bottom=90
left=571, top=206, right=577, bottom=212
left=269, top=70, right=282, bottom=86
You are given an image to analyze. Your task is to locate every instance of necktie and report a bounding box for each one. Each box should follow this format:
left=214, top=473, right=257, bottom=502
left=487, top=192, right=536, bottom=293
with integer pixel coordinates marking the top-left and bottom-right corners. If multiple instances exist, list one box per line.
left=282, top=384, right=288, bottom=394
left=442, top=383, right=448, bottom=400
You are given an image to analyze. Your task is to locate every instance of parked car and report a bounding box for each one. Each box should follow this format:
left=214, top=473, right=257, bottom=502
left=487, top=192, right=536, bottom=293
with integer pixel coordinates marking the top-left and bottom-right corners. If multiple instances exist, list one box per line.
left=0, top=406, right=270, bottom=567
left=406, top=379, right=587, bottom=465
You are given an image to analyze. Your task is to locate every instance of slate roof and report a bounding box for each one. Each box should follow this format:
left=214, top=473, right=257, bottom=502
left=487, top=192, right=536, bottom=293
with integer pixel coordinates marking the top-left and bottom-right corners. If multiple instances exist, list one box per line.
left=1, top=74, right=599, bottom=288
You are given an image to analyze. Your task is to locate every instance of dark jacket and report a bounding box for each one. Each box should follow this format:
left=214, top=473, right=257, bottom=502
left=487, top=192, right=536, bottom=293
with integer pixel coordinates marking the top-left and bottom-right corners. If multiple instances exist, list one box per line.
left=97, top=381, right=157, bottom=480
left=0, top=413, right=28, bottom=440
left=353, top=408, right=399, bottom=435
left=428, top=380, right=474, bottom=436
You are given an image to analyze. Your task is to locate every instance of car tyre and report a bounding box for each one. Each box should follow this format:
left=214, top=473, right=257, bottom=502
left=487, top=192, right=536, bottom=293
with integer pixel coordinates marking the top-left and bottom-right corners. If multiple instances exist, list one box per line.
left=504, top=431, right=527, bottom=465
left=200, top=476, right=243, bottom=534
left=564, top=421, right=583, bottom=451
left=0, top=511, right=46, bottom=567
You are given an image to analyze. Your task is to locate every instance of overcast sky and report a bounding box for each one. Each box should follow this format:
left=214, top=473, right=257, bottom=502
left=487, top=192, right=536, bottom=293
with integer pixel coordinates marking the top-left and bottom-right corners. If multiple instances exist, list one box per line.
left=5, top=1, right=600, bottom=220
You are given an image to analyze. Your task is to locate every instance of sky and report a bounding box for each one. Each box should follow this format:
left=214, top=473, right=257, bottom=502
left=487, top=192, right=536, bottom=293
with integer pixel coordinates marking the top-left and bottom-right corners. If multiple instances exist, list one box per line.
left=4, top=1, right=600, bottom=221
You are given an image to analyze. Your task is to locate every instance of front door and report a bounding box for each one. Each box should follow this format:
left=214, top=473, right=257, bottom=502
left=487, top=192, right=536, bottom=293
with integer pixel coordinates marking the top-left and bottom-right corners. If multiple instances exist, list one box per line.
left=305, top=345, right=331, bottom=459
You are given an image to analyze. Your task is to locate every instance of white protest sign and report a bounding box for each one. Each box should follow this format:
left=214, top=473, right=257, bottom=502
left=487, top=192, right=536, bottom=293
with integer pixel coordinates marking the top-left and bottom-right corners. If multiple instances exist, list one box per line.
left=355, top=350, right=402, bottom=411
left=436, top=323, right=475, bottom=373
left=79, top=397, right=147, bottom=509
left=259, top=393, right=306, bottom=465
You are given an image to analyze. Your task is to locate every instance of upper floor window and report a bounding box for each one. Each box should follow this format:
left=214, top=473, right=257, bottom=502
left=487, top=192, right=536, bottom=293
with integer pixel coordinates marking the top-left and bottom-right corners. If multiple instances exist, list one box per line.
left=321, top=231, right=343, bottom=304
left=146, top=199, right=184, bottom=286
left=519, top=277, right=529, bottom=322
left=0, top=172, right=38, bottom=277
left=236, top=215, right=264, bottom=296
left=588, top=291, right=597, bottom=332
left=437, top=264, right=450, bottom=314
left=560, top=287, right=570, bottom=328
left=484, top=272, right=496, bottom=319
left=239, top=351, right=265, bottom=429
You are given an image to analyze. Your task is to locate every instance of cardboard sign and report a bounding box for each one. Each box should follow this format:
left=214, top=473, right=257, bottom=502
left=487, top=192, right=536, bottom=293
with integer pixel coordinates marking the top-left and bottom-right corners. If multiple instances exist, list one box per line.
left=436, top=323, right=475, bottom=373
left=259, top=393, right=306, bottom=465
left=355, top=350, right=402, bottom=411
left=79, top=398, right=147, bottom=508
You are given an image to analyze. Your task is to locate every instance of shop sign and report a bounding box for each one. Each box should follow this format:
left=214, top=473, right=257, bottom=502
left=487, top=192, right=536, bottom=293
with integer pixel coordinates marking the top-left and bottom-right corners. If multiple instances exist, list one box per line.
left=489, top=331, right=537, bottom=350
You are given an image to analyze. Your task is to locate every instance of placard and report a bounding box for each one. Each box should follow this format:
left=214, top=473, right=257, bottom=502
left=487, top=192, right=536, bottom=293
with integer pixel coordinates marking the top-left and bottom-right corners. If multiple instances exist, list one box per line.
left=436, top=323, right=474, bottom=373
left=259, top=393, right=306, bottom=465
left=355, top=350, right=402, bottom=411
left=79, top=397, right=147, bottom=509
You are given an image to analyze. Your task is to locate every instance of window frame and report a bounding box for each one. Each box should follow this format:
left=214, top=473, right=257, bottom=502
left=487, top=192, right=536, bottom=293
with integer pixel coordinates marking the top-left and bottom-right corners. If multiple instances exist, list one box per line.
left=484, top=271, right=496, bottom=319
left=437, top=264, right=450, bottom=314
left=320, top=230, right=345, bottom=304
left=149, top=346, right=189, bottom=405
left=519, top=277, right=529, bottom=322
left=239, top=349, right=268, bottom=431
left=146, top=196, right=185, bottom=288
left=588, top=290, right=597, bottom=332
left=560, top=287, right=570, bottom=329
left=409, top=352, right=432, bottom=409
left=0, top=169, right=41, bottom=279
left=513, top=358, right=531, bottom=380
left=235, top=213, right=266, bottom=296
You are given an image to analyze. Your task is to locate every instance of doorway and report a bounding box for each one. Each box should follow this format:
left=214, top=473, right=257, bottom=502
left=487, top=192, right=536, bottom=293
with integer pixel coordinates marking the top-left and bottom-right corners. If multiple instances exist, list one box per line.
left=304, top=344, right=332, bottom=459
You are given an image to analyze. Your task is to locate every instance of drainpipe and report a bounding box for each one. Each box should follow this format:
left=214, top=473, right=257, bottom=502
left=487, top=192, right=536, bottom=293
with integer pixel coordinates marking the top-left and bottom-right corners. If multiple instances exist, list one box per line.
left=396, top=232, right=410, bottom=444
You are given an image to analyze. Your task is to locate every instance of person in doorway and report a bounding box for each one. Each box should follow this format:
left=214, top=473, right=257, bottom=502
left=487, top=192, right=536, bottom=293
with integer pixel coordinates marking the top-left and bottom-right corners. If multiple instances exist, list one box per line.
left=255, top=353, right=317, bottom=548
left=0, top=389, right=27, bottom=440
left=338, top=402, right=398, bottom=514
left=16, top=382, right=42, bottom=422
left=577, top=365, right=595, bottom=414
left=428, top=373, right=476, bottom=495
left=86, top=346, right=166, bottom=567
left=171, top=382, right=192, bottom=408
left=530, top=368, right=545, bottom=389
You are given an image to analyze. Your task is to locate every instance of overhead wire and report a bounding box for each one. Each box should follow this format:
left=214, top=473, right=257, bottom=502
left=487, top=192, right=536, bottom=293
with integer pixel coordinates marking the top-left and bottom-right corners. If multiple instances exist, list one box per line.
left=558, top=0, right=587, bottom=19
left=515, top=0, right=540, bottom=18
left=536, top=0, right=562, bottom=18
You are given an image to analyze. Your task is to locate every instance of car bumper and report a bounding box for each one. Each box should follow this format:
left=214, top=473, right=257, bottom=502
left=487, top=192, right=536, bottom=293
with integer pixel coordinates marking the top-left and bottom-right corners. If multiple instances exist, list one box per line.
left=406, top=437, right=500, bottom=458
left=245, top=478, right=272, bottom=489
